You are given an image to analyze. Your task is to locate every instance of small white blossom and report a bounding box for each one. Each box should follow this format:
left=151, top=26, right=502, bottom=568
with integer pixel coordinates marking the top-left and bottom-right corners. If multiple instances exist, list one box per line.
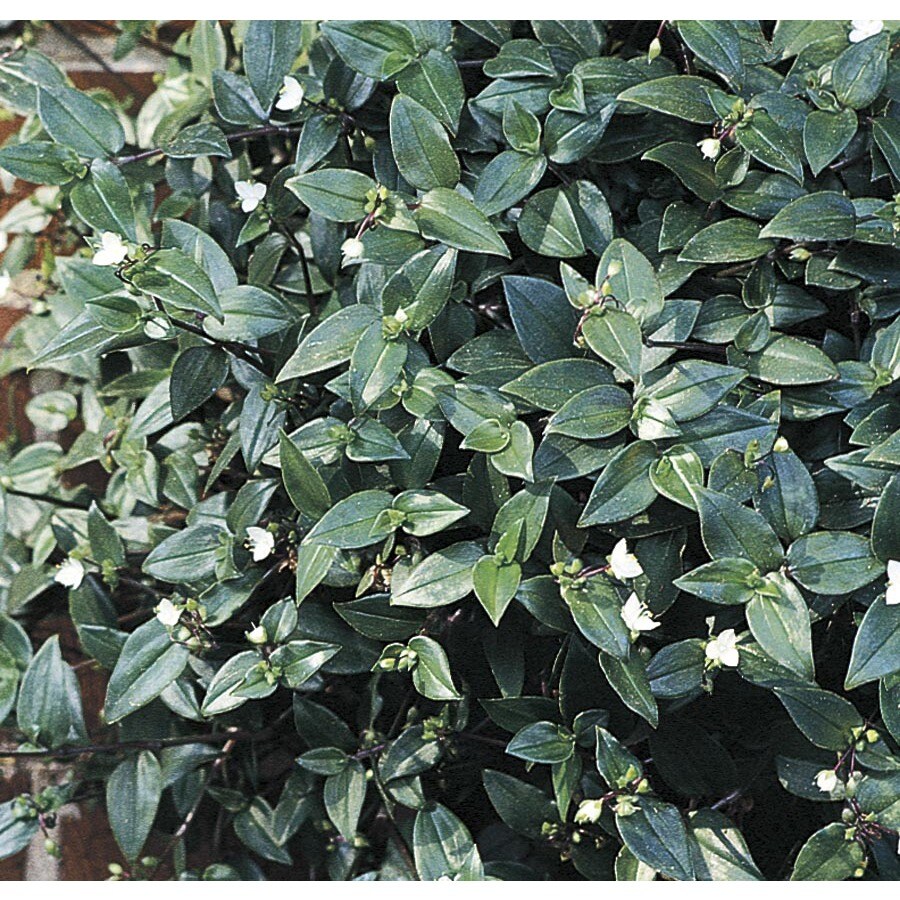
left=341, top=237, right=365, bottom=265
left=608, top=538, right=643, bottom=581
left=275, top=75, right=305, bottom=111
left=235, top=180, right=267, bottom=213
left=697, top=138, right=721, bottom=160
left=54, top=557, right=85, bottom=589
left=620, top=592, right=659, bottom=633
left=246, top=526, right=275, bottom=562
left=706, top=628, right=740, bottom=667
left=92, top=232, right=128, bottom=267
left=574, top=798, right=604, bottom=825
left=849, top=20, right=883, bottom=43
left=246, top=624, right=268, bottom=645
left=155, top=598, right=182, bottom=627
left=886, top=559, right=900, bottom=605
left=814, top=769, right=839, bottom=793
left=0, top=270, right=10, bottom=297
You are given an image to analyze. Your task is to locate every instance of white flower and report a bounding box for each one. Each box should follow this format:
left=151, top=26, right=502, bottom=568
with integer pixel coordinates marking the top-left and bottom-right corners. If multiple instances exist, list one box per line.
left=235, top=180, right=267, bottom=213
left=92, top=232, right=128, bottom=267
left=275, top=75, right=305, bottom=111
left=341, top=237, right=364, bottom=265
left=0, top=270, right=10, bottom=297
left=574, top=798, right=604, bottom=825
left=246, top=624, right=268, bottom=645
left=246, top=526, right=275, bottom=562
left=0, top=231, right=7, bottom=252
left=54, top=557, right=85, bottom=589
left=620, top=592, right=659, bottom=633
left=814, top=769, right=839, bottom=793
left=697, top=138, right=721, bottom=160
left=886, top=560, right=900, bottom=605
left=155, top=598, right=183, bottom=627
left=608, top=539, right=643, bottom=581
left=849, top=20, right=883, bottom=43
left=706, top=628, right=740, bottom=667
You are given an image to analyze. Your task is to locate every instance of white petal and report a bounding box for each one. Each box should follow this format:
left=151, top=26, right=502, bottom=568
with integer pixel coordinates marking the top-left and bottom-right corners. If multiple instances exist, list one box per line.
left=241, top=198, right=259, bottom=213
left=54, top=558, right=85, bottom=589
left=705, top=639, right=721, bottom=662
left=610, top=539, right=643, bottom=580
left=719, top=646, right=740, bottom=667
left=887, top=559, right=900, bottom=584
left=886, top=581, right=900, bottom=606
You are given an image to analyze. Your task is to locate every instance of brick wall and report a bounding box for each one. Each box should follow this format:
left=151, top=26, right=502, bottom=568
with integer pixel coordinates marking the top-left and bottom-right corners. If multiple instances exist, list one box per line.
left=1, top=22, right=181, bottom=880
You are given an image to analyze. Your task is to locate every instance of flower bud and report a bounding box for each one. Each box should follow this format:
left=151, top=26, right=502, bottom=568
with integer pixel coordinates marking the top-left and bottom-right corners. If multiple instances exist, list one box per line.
left=647, top=37, right=662, bottom=63
left=697, top=138, right=721, bottom=160
left=245, top=624, right=268, bottom=645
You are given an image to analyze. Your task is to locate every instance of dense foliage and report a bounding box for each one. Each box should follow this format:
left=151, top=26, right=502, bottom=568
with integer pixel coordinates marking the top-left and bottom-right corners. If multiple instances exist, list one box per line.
left=1, top=18, right=900, bottom=881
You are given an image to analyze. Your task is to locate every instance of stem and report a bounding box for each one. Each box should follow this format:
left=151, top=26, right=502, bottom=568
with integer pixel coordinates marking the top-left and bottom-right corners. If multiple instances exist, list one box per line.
left=113, top=124, right=303, bottom=166
left=270, top=218, right=317, bottom=315
left=1, top=730, right=259, bottom=760
left=1, top=488, right=89, bottom=511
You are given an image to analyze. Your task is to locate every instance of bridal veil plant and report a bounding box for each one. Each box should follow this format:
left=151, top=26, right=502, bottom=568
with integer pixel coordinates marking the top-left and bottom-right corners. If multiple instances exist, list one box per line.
left=0, top=18, right=899, bottom=881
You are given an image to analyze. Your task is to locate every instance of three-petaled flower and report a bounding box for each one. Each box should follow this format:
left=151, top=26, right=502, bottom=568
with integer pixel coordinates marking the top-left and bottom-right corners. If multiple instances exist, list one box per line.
left=54, top=557, right=85, bottom=589
left=886, top=560, right=900, bottom=605
left=574, top=798, right=604, bottom=825
left=620, top=592, right=659, bottom=634
left=92, top=232, right=128, bottom=267
left=246, top=526, right=275, bottom=562
left=697, top=137, right=721, bottom=160
left=155, top=598, right=182, bottom=627
left=275, top=75, right=304, bottom=111
left=608, top=538, right=643, bottom=581
left=341, top=237, right=365, bottom=265
left=235, top=180, right=267, bottom=213
left=706, top=628, right=740, bottom=667
left=246, top=624, right=268, bottom=645
left=814, top=769, right=839, bottom=793
left=849, top=20, right=883, bottom=43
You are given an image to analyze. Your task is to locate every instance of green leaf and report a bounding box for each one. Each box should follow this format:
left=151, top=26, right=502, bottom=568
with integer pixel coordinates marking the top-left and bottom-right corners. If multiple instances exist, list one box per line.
left=845, top=597, right=900, bottom=690
left=483, top=769, right=558, bottom=838
left=88, top=502, right=125, bottom=569
left=760, top=192, right=855, bottom=242
left=730, top=334, right=838, bottom=386
left=37, top=85, right=125, bottom=158
left=618, top=76, right=718, bottom=123
left=679, top=218, right=775, bottom=264
left=774, top=683, right=863, bottom=750
left=579, top=441, right=657, bottom=526
left=688, top=809, right=763, bottom=881
left=397, top=50, right=465, bottom=132
left=413, top=803, right=481, bottom=880
left=600, top=648, right=658, bottom=727
left=832, top=31, right=889, bottom=110
left=804, top=108, right=857, bottom=176
left=518, top=182, right=613, bottom=259
left=472, top=555, right=521, bottom=626
left=582, top=308, right=643, bottom=381
left=674, top=557, right=760, bottom=606
left=873, top=117, right=900, bottom=181
left=502, top=275, right=579, bottom=364
left=872, top=474, right=900, bottom=562
left=746, top=572, right=814, bottom=682
left=321, top=21, right=417, bottom=80
left=562, top=578, right=631, bottom=660
left=16, top=636, right=87, bottom=749
left=694, top=487, right=783, bottom=572
left=70, top=159, right=137, bottom=240
left=409, top=635, right=461, bottom=701
left=616, top=797, right=694, bottom=881
left=107, top=751, right=162, bottom=862
left=279, top=430, right=331, bottom=519
left=243, top=21, right=303, bottom=110
left=677, top=21, right=743, bottom=83
left=142, top=523, right=224, bottom=583
left=390, top=94, right=459, bottom=190
left=547, top=385, right=632, bottom=440
left=791, top=823, right=865, bottom=880
left=285, top=168, right=376, bottom=222
left=736, top=111, right=803, bottom=182
left=0, top=141, right=82, bottom=184
left=170, top=345, right=229, bottom=421
left=787, top=531, right=882, bottom=594
left=130, top=248, right=223, bottom=322
left=304, top=490, right=394, bottom=549
left=414, top=188, right=509, bottom=258
left=0, top=801, right=39, bottom=862
left=391, top=541, right=483, bottom=608
left=507, top=721, right=574, bottom=764
left=164, top=122, right=231, bottom=159
left=324, top=759, right=367, bottom=841
left=104, top=619, right=190, bottom=723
